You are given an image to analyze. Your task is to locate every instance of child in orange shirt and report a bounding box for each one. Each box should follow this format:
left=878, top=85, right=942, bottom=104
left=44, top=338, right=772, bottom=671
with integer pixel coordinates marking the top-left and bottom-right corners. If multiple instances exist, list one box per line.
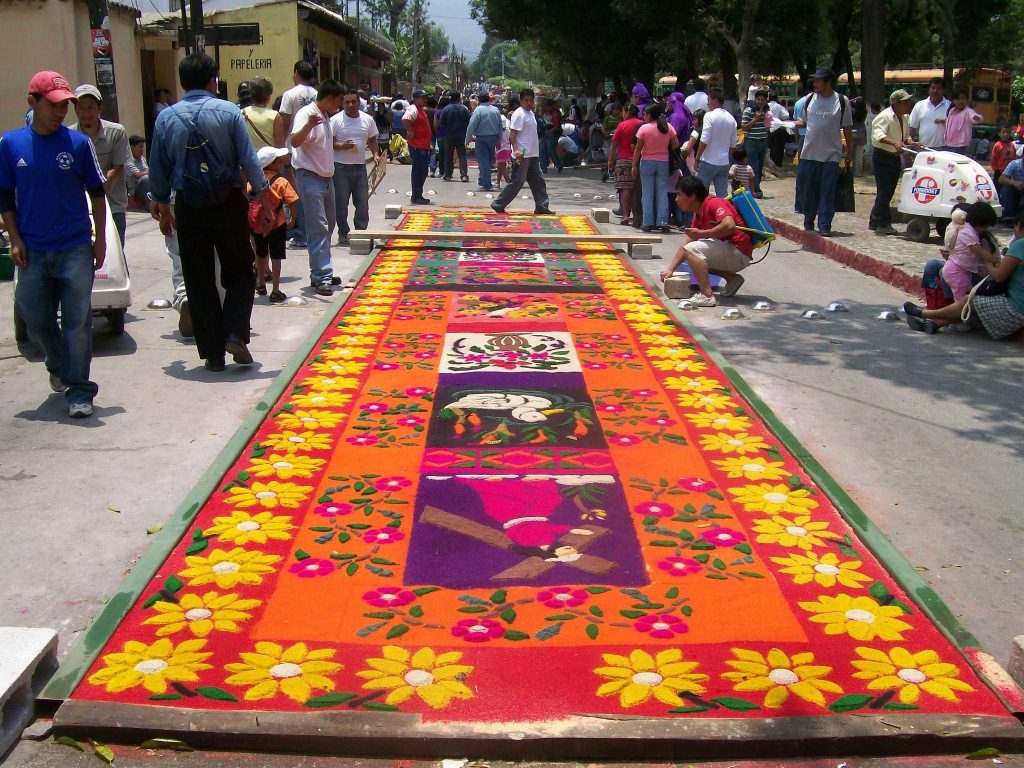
left=249, top=146, right=299, bottom=303
left=990, top=124, right=1018, bottom=185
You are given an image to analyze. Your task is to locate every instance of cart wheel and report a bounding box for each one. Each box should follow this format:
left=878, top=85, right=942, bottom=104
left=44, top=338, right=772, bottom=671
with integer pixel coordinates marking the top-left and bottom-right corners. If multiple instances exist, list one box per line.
left=936, top=219, right=950, bottom=240
left=906, top=217, right=931, bottom=243
left=13, top=304, right=28, bottom=343
left=108, top=309, right=125, bottom=336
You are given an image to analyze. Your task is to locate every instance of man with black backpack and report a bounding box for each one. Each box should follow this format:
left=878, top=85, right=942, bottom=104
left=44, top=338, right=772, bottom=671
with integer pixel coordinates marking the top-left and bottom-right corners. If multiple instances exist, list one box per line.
left=149, top=53, right=274, bottom=372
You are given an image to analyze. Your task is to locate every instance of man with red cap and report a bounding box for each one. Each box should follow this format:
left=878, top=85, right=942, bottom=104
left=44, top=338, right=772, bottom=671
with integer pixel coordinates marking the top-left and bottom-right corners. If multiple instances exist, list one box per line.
left=0, top=71, right=107, bottom=418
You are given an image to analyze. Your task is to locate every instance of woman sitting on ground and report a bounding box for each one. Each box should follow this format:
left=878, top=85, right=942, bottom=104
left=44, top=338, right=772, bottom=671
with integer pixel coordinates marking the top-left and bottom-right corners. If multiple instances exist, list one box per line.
left=905, top=212, right=1024, bottom=338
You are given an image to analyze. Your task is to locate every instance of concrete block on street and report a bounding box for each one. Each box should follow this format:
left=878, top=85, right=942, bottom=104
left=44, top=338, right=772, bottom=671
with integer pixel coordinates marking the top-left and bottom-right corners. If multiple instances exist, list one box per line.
left=663, top=275, right=693, bottom=299
left=1009, top=635, right=1024, bottom=689
left=384, top=204, right=402, bottom=220
left=350, top=238, right=374, bottom=255
left=0, top=627, right=58, bottom=755
left=628, top=243, right=654, bottom=260
left=590, top=207, right=610, bottom=223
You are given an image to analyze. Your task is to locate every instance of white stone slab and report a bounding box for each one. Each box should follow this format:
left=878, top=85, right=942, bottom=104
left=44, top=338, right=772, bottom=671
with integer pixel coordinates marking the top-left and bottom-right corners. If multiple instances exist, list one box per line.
left=0, top=627, right=58, bottom=755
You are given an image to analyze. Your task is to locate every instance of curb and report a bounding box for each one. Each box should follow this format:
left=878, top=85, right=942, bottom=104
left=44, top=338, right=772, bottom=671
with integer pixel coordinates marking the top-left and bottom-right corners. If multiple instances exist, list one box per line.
left=767, top=216, right=925, bottom=299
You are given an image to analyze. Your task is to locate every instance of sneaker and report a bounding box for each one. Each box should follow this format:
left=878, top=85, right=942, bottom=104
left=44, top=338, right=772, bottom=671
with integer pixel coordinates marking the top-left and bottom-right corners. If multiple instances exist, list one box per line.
left=868, top=221, right=878, bottom=231
left=337, top=235, right=350, bottom=246
left=875, top=225, right=897, bottom=235
left=411, top=197, right=432, bottom=205
left=225, top=336, right=254, bottom=365
left=178, top=298, right=194, bottom=338
left=269, top=290, right=287, bottom=304
left=721, top=274, right=745, bottom=297
left=690, top=293, right=718, bottom=307
left=490, top=203, right=506, bottom=214
left=460, top=176, right=469, bottom=182
left=69, top=402, right=93, bottom=418
left=256, top=284, right=267, bottom=296
left=818, top=227, right=833, bottom=237
left=204, top=356, right=225, bottom=372
left=612, top=207, right=623, bottom=216
left=315, top=282, right=334, bottom=297
left=309, top=276, right=343, bottom=288
left=287, top=240, right=307, bottom=250
left=49, top=371, right=67, bottom=393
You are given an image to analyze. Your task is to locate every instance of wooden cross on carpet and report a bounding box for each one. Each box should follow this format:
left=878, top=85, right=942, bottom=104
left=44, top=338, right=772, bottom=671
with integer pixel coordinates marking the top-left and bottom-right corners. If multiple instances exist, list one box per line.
left=420, top=506, right=618, bottom=580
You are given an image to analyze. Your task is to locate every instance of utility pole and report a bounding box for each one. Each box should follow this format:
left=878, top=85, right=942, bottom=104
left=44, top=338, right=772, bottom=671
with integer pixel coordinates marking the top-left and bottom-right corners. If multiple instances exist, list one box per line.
left=84, top=0, right=119, bottom=120
left=410, top=0, right=421, bottom=85
left=355, top=0, right=361, bottom=90
left=190, top=0, right=205, bottom=52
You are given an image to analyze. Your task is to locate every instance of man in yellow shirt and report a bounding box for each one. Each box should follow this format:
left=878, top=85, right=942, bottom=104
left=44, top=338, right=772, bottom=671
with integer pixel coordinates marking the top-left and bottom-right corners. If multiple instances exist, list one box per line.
left=870, top=89, right=921, bottom=235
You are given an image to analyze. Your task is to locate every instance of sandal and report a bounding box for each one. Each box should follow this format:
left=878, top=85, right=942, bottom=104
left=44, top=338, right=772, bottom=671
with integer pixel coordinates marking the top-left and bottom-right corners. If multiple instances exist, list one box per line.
left=905, top=315, right=938, bottom=334
left=256, top=285, right=268, bottom=296
left=903, top=301, right=924, bottom=318
left=619, top=217, right=631, bottom=226
left=269, top=290, right=287, bottom=303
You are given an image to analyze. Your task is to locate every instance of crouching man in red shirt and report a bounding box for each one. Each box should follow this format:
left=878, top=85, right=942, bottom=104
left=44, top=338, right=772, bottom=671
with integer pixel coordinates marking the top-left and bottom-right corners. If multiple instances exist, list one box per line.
left=659, top=175, right=753, bottom=307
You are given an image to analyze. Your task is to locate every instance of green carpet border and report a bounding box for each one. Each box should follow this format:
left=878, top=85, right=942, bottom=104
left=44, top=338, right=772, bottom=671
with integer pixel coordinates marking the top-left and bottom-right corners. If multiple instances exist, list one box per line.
left=40, top=249, right=383, bottom=703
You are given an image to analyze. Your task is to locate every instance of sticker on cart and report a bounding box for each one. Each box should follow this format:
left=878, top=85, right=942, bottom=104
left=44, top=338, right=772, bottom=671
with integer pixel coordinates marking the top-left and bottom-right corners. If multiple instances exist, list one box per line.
left=912, top=176, right=940, bottom=204
left=975, top=174, right=993, bottom=200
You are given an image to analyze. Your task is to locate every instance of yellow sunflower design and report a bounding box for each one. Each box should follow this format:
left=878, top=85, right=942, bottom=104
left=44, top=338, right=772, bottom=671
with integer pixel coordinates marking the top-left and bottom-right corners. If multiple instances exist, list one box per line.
left=143, top=592, right=261, bottom=637
left=799, top=594, right=914, bottom=641
left=178, top=547, right=281, bottom=589
left=225, top=482, right=312, bottom=511
left=722, top=648, right=842, bottom=708
left=204, top=510, right=297, bottom=544
left=595, top=649, right=709, bottom=708
left=698, top=431, right=770, bottom=455
left=88, top=638, right=212, bottom=694
left=246, top=453, right=326, bottom=480
left=770, top=552, right=873, bottom=589
left=225, top=642, right=342, bottom=703
left=356, top=646, right=474, bottom=709
left=851, top=647, right=974, bottom=703
left=752, top=514, right=841, bottom=550
left=728, top=483, right=819, bottom=515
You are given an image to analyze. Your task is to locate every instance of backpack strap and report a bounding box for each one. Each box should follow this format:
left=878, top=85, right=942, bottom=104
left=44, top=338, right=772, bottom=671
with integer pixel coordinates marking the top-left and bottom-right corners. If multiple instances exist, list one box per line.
left=242, top=107, right=274, bottom=147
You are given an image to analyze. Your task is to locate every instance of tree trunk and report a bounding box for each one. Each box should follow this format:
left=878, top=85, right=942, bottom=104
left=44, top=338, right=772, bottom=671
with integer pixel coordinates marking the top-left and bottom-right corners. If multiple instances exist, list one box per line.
left=861, top=0, right=886, bottom=105
left=938, top=0, right=956, bottom=87
left=830, top=1, right=853, bottom=93
left=718, top=42, right=738, bottom=102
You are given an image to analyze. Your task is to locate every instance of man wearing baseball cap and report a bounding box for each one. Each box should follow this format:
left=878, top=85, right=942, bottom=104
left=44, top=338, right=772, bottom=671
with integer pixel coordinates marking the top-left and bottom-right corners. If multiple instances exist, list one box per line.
left=70, top=83, right=132, bottom=248
left=0, top=71, right=108, bottom=418
left=402, top=89, right=433, bottom=204
left=870, top=89, right=922, bottom=235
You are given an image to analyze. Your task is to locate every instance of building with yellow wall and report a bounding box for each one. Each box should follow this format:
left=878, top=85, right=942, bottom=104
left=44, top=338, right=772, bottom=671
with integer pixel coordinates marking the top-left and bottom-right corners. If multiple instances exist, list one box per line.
left=141, top=0, right=394, bottom=123
left=0, top=0, right=144, bottom=136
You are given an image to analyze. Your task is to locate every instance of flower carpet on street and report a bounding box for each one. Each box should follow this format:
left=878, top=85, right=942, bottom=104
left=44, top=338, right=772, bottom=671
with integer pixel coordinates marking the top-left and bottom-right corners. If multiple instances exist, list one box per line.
left=70, top=212, right=1010, bottom=726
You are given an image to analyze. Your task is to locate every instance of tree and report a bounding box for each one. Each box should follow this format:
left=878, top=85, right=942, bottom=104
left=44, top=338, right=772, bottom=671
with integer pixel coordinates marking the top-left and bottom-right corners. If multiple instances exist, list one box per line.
left=364, top=0, right=409, bottom=42
left=861, top=0, right=885, bottom=105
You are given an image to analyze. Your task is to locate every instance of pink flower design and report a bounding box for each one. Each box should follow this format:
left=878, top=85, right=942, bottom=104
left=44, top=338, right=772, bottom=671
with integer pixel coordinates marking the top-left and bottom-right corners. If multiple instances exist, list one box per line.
left=346, top=434, right=379, bottom=447
left=617, top=352, right=636, bottom=359
left=420, top=333, right=441, bottom=340
left=395, top=315, right=413, bottom=321
left=530, top=352, right=550, bottom=360
left=608, top=334, right=625, bottom=340
left=463, top=353, right=487, bottom=363
left=577, top=342, right=598, bottom=349
left=629, top=388, right=657, bottom=398
left=314, top=502, right=353, bottom=518
left=382, top=342, right=406, bottom=349
left=597, top=404, right=626, bottom=413
left=658, top=557, right=703, bottom=576
left=451, top=618, right=506, bottom=643
left=609, top=434, right=642, bottom=447
left=634, top=500, right=674, bottom=518
left=585, top=362, right=609, bottom=370
left=569, top=312, right=589, bottom=319
left=362, top=528, right=406, bottom=544
left=413, top=351, right=436, bottom=359
left=360, top=402, right=389, bottom=412
left=646, top=416, right=677, bottom=427
left=362, top=587, right=416, bottom=608
left=536, top=588, right=588, bottom=609
left=701, top=527, right=747, bottom=547
left=634, top=614, right=688, bottom=638
left=395, top=416, right=425, bottom=427
left=374, top=362, right=400, bottom=371
left=289, top=559, right=335, bottom=578
left=374, top=476, right=411, bottom=492
left=405, top=386, right=433, bottom=397
left=678, top=476, right=717, bottom=492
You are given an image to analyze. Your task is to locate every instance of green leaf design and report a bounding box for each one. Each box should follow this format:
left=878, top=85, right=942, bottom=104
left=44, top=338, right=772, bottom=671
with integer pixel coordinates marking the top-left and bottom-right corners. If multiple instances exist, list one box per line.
left=664, top=586, right=679, bottom=599
left=356, top=621, right=387, bottom=637
left=192, top=528, right=204, bottom=541
left=705, top=573, right=728, bottom=580
left=585, top=586, right=610, bottom=594
left=386, top=623, right=410, bottom=639
left=338, top=532, right=351, bottom=543
left=363, top=611, right=395, bottom=620
left=184, top=540, right=208, bottom=556
left=500, top=607, right=517, bottom=624
left=588, top=605, right=604, bottom=617
left=304, top=692, right=358, bottom=708
left=196, top=686, right=239, bottom=702
left=504, top=630, right=530, bottom=640
left=330, top=552, right=356, bottom=560
left=535, top=622, right=563, bottom=641
left=710, top=696, right=760, bottom=711
left=649, top=539, right=678, bottom=547
left=882, top=702, right=920, bottom=710
left=694, top=553, right=710, bottom=564
left=362, top=701, right=400, bottom=711
left=828, top=694, right=873, bottom=712
left=544, top=613, right=576, bottom=621
left=868, top=582, right=890, bottom=601
left=585, top=623, right=599, bottom=640
left=738, top=571, right=764, bottom=578
left=458, top=606, right=488, bottom=613
left=164, top=575, right=184, bottom=593
left=370, top=558, right=397, bottom=565
left=413, top=586, right=440, bottom=596
left=408, top=605, right=424, bottom=618
left=619, top=609, right=645, bottom=619
left=490, top=589, right=507, bottom=604
left=669, top=705, right=709, bottom=714
left=294, top=549, right=311, bottom=561
left=733, top=543, right=752, bottom=555
left=346, top=562, right=359, bottom=576
left=309, top=526, right=334, bottom=532
left=680, top=605, right=693, bottom=616
left=712, top=558, right=727, bottom=570
left=147, top=693, right=183, bottom=701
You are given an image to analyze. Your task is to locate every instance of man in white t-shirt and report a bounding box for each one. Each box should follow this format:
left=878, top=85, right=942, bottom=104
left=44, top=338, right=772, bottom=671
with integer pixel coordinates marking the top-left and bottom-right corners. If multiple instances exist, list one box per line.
left=491, top=88, right=551, bottom=214
left=291, top=80, right=343, bottom=295
left=278, top=61, right=318, bottom=248
left=684, top=77, right=709, bottom=115
left=695, top=89, right=737, bottom=196
left=909, top=77, right=950, bottom=149
left=330, top=87, right=379, bottom=246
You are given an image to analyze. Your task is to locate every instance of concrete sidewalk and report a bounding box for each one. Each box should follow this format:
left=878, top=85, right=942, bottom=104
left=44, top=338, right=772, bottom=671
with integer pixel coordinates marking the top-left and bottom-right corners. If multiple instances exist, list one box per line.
left=1, top=163, right=1021, bottom=766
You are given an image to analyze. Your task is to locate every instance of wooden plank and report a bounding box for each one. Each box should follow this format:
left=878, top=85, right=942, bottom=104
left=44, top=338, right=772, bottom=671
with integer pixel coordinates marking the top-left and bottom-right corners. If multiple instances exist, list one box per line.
left=53, top=699, right=1024, bottom=761
left=356, top=230, right=662, bottom=244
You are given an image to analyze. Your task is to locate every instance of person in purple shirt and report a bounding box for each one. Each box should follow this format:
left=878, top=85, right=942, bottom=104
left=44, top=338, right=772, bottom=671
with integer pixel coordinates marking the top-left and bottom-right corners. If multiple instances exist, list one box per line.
left=0, top=70, right=107, bottom=418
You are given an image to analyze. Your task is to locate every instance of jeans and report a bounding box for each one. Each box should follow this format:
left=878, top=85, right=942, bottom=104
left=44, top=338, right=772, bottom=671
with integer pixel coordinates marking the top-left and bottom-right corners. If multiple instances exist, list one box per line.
left=16, top=243, right=98, bottom=406
left=474, top=134, right=498, bottom=189
left=410, top=147, right=430, bottom=199
left=744, top=137, right=768, bottom=193
left=165, top=233, right=188, bottom=310
left=493, top=156, right=549, bottom=211
left=174, top=190, right=256, bottom=361
left=540, top=134, right=561, bottom=172
left=639, top=159, right=669, bottom=227
left=870, top=150, right=902, bottom=228
left=429, top=135, right=440, bottom=174
left=797, top=158, right=841, bottom=229
left=111, top=211, right=127, bottom=247
left=332, top=163, right=369, bottom=238
left=441, top=135, right=468, bottom=179
left=295, top=169, right=336, bottom=285
left=1000, top=183, right=1023, bottom=221
left=697, top=161, right=730, bottom=196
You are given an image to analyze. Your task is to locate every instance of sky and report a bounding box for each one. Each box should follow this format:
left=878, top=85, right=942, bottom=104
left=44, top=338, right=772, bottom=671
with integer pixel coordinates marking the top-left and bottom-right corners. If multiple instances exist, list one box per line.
left=425, top=0, right=486, bottom=61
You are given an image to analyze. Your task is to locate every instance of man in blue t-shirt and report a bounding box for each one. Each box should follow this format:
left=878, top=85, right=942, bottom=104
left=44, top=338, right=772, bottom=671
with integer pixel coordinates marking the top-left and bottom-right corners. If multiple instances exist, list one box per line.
left=997, top=157, right=1024, bottom=222
left=0, top=70, right=107, bottom=418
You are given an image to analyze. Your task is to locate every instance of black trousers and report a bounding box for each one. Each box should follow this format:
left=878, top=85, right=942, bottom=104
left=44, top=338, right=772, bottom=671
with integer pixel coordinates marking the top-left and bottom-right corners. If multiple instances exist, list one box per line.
left=174, top=189, right=256, bottom=361
left=870, top=150, right=902, bottom=229
left=769, top=130, right=789, bottom=167
left=441, top=135, right=468, bottom=179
